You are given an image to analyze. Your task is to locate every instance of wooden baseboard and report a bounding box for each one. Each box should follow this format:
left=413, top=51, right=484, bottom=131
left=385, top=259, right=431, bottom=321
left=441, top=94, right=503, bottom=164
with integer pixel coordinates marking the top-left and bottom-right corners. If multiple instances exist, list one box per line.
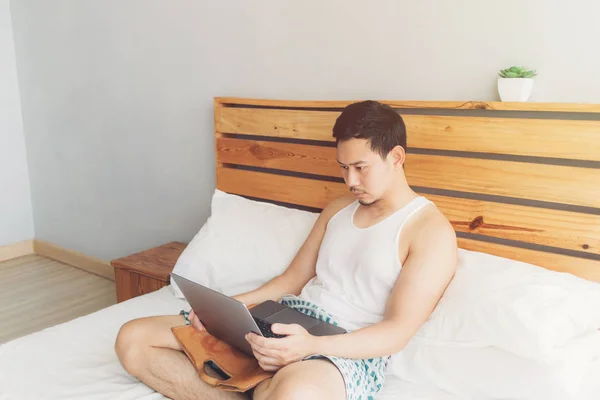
left=33, top=240, right=115, bottom=281
left=0, top=240, right=35, bottom=262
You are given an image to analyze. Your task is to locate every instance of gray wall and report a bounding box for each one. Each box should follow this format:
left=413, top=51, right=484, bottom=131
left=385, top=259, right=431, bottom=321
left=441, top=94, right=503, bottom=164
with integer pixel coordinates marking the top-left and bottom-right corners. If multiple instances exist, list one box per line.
left=9, top=0, right=600, bottom=260
left=0, top=0, right=33, bottom=246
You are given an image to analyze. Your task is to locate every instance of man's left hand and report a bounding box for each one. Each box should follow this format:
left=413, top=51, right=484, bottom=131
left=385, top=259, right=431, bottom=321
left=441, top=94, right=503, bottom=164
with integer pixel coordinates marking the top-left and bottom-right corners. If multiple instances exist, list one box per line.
left=245, top=323, right=318, bottom=372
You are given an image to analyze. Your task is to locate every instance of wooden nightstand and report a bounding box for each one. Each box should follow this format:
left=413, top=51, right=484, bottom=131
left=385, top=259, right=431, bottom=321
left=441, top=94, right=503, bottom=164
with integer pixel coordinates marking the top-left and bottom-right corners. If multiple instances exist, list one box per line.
left=111, top=242, right=187, bottom=303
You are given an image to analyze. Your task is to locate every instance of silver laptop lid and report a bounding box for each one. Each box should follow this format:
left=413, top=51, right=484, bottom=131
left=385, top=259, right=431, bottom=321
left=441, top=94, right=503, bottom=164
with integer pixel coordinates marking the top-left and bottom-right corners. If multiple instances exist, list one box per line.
left=171, top=273, right=260, bottom=356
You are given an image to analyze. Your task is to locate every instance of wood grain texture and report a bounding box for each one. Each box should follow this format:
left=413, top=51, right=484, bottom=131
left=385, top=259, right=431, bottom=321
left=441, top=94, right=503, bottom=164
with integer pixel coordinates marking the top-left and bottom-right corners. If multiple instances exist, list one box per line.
left=217, top=137, right=339, bottom=176
left=214, top=97, right=600, bottom=280
left=217, top=167, right=599, bottom=256
left=114, top=269, right=165, bottom=303
left=406, top=154, right=599, bottom=209
left=0, top=240, right=34, bottom=262
left=0, top=255, right=116, bottom=344
left=216, top=107, right=336, bottom=142
left=34, top=240, right=114, bottom=281
left=217, top=138, right=600, bottom=208
left=216, top=107, right=600, bottom=161
left=111, top=242, right=186, bottom=282
left=429, top=194, right=600, bottom=256
left=114, top=269, right=133, bottom=303
left=215, top=98, right=600, bottom=113
left=406, top=115, right=600, bottom=161
left=217, top=166, right=600, bottom=282
left=217, top=167, right=346, bottom=209
left=457, top=238, right=600, bottom=282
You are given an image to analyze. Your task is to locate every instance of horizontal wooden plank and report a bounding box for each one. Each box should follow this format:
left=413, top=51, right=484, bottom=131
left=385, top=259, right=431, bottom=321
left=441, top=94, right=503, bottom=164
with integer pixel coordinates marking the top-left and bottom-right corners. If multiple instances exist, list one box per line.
left=216, top=107, right=336, bottom=142
left=217, top=167, right=346, bottom=209
left=215, top=97, right=600, bottom=113
left=406, top=115, right=600, bottom=162
left=457, top=238, right=600, bottom=283
left=407, top=155, right=599, bottom=209
left=217, top=137, right=339, bottom=176
left=406, top=154, right=600, bottom=207
left=430, top=195, right=600, bottom=256
left=216, top=107, right=600, bottom=161
left=216, top=138, right=600, bottom=208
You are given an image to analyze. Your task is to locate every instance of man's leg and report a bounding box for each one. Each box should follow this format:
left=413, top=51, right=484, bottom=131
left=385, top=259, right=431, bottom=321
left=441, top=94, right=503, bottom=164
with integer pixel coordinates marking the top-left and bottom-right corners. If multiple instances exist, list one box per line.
left=115, top=315, right=247, bottom=400
left=252, top=359, right=346, bottom=400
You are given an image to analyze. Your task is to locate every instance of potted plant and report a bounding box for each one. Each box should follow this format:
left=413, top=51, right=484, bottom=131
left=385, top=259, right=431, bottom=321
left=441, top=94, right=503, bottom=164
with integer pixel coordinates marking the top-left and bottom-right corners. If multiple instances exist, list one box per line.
left=497, top=66, right=538, bottom=102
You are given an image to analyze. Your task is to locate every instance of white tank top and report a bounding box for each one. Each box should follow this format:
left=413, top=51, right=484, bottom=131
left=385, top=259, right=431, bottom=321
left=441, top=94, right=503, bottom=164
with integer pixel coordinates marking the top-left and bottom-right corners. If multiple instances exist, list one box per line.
left=299, top=196, right=434, bottom=331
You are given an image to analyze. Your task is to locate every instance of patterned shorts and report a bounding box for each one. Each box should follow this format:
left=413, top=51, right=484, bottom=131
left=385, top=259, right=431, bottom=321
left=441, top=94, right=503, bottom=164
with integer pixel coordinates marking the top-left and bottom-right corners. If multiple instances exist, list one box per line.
left=180, top=296, right=389, bottom=400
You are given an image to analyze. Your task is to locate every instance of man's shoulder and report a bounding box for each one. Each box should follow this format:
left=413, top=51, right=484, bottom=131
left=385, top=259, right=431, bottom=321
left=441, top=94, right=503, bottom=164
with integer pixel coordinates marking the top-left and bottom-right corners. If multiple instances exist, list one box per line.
left=414, top=202, right=457, bottom=247
left=320, top=195, right=355, bottom=221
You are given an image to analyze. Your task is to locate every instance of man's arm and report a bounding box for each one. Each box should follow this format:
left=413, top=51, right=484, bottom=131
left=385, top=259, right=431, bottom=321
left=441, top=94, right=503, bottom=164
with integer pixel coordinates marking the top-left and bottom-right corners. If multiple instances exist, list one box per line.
left=233, top=196, right=354, bottom=306
left=190, top=196, right=353, bottom=332
left=311, top=212, right=458, bottom=358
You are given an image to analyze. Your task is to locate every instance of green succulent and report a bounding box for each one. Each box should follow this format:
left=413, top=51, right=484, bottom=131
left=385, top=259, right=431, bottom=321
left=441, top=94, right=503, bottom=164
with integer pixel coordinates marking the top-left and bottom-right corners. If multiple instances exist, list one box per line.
left=498, top=66, right=538, bottom=78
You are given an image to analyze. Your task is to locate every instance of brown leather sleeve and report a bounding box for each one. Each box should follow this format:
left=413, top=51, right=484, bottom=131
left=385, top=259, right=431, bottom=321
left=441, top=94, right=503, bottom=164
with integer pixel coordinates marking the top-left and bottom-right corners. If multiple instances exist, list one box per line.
left=171, top=325, right=273, bottom=392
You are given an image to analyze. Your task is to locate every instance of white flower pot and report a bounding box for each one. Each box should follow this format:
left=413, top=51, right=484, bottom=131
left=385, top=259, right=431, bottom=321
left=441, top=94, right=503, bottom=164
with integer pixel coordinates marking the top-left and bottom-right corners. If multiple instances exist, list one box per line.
left=497, top=78, right=535, bottom=102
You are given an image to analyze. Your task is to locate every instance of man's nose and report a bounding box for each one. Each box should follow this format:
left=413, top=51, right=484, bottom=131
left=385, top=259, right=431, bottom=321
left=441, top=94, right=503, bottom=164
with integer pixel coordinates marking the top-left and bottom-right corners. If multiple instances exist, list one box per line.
left=346, top=169, right=360, bottom=187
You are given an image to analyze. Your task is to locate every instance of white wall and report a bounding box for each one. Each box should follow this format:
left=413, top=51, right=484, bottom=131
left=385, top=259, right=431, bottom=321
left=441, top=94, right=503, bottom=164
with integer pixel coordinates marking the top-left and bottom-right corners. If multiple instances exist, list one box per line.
left=0, top=0, right=33, bottom=246
left=9, top=0, right=600, bottom=260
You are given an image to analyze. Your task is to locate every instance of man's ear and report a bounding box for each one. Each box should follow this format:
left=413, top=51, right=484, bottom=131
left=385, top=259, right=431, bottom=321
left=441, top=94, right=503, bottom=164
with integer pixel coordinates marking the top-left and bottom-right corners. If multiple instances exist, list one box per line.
left=390, top=145, right=406, bottom=169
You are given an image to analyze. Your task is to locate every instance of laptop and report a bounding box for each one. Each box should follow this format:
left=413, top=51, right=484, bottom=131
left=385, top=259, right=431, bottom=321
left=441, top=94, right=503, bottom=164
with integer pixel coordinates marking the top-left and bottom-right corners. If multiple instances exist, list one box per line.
left=171, top=273, right=347, bottom=356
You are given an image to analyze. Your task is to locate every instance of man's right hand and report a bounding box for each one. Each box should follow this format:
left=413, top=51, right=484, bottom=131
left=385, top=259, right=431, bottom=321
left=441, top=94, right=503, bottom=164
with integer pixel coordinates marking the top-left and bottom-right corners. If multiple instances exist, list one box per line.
left=188, top=309, right=205, bottom=331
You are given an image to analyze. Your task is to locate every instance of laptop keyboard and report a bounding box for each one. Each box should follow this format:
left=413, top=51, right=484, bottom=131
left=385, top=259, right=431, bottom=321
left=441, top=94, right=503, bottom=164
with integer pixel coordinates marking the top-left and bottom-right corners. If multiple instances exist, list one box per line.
left=253, top=317, right=286, bottom=338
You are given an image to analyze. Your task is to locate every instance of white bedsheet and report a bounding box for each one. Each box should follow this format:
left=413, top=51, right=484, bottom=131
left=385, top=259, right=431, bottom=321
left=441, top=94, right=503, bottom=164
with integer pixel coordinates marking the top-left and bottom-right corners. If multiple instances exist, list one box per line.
left=0, top=286, right=596, bottom=400
left=0, top=286, right=188, bottom=400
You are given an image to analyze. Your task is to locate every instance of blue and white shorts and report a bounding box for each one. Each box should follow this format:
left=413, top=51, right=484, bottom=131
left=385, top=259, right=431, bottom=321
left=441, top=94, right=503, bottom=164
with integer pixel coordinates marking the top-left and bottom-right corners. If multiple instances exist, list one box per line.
left=280, top=295, right=389, bottom=400
left=180, top=296, right=389, bottom=400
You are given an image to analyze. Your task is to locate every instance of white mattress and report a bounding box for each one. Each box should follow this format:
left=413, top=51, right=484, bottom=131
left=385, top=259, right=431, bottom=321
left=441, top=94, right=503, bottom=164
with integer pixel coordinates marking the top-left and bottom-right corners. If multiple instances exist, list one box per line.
left=0, top=286, right=460, bottom=400
left=0, top=286, right=188, bottom=400
left=0, top=287, right=600, bottom=400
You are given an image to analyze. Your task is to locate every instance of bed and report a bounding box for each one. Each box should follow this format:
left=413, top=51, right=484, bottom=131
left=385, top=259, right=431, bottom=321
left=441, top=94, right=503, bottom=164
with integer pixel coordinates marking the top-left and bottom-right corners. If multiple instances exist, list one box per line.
left=1, top=98, right=599, bottom=399
left=0, top=286, right=465, bottom=400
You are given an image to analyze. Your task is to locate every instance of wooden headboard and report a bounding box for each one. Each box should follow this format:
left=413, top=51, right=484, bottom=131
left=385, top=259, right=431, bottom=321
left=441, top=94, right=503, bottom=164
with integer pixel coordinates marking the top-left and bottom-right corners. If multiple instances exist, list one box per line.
left=213, top=97, right=600, bottom=282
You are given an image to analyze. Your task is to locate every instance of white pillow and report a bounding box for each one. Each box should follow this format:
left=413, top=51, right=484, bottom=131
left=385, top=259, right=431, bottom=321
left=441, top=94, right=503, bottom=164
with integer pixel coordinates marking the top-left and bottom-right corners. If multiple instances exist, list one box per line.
left=170, top=189, right=318, bottom=298
left=388, top=248, right=600, bottom=398
left=389, top=329, right=600, bottom=399
left=412, top=249, right=600, bottom=361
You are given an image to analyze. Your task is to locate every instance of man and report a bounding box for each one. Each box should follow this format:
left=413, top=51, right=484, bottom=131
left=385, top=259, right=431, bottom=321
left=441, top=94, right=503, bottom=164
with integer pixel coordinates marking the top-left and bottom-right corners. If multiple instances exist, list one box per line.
left=115, top=100, right=458, bottom=400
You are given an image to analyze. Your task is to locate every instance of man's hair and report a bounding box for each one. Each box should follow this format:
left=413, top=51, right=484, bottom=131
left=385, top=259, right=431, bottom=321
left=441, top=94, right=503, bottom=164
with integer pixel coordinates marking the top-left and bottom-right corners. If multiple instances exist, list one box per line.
left=332, top=100, right=407, bottom=158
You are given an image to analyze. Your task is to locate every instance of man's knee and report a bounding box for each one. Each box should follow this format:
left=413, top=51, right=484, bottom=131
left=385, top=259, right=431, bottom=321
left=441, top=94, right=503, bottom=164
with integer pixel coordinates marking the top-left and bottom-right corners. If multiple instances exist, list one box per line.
left=114, top=319, right=147, bottom=375
left=254, top=361, right=342, bottom=400
left=268, top=379, right=325, bottom=400
left=115, top=315, right=185, bottom=376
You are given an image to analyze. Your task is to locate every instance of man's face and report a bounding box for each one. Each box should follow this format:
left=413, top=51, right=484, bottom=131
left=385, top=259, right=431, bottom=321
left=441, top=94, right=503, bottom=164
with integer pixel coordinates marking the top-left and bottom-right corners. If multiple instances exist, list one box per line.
left=336, top=138, right=397, bottom=206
